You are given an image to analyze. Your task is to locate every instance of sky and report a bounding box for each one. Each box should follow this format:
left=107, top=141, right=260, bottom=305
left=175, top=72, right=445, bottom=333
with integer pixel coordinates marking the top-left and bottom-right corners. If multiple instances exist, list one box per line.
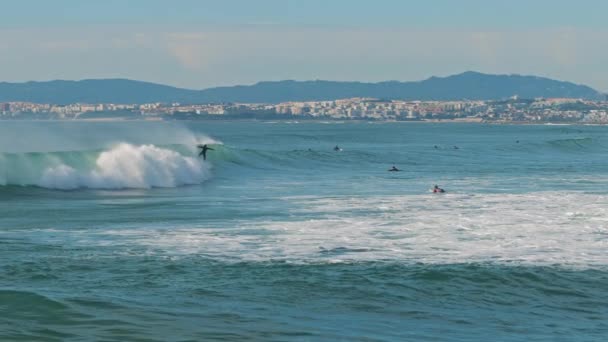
left=1, top=0, right=607, bottom=91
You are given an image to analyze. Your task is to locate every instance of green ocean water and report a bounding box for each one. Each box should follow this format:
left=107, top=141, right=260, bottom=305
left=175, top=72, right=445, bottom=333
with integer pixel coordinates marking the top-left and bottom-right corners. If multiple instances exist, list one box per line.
left=1, top=121, right=608, bottom=341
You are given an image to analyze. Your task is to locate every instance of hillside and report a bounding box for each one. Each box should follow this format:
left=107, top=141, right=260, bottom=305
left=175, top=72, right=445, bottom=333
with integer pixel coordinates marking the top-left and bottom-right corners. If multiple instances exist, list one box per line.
left=0, top=72, right=601, bottom=104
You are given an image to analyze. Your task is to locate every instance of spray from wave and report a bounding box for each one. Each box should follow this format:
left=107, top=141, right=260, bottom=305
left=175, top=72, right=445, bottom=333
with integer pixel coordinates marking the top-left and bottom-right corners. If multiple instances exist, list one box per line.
left=39, top=143, right=210, bottom=189
left=0, top=121, right=219, bottom=154
left=0, top=122, right=218, bottom=189
left=0, top=143, right=210, bottom=190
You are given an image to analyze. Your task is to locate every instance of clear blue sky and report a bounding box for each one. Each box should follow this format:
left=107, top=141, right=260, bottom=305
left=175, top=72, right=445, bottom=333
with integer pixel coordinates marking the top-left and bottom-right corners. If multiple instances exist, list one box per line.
left=1, top=0, right=607, bottom=90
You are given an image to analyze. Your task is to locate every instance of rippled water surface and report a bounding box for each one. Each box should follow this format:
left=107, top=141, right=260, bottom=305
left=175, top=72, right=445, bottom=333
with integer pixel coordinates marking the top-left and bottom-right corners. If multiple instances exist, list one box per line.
left=1, top=121, right=608, bottom=341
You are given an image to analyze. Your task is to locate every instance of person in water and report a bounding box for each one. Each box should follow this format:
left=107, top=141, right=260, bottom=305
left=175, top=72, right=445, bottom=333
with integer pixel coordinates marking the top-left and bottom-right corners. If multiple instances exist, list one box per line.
left=197, top=144, right=214, bottom=160
left=334, top=145, right=341, bottom=151
left=388, top=165, right=400, bottom=171
left=433, top=185, right=445, bottom=193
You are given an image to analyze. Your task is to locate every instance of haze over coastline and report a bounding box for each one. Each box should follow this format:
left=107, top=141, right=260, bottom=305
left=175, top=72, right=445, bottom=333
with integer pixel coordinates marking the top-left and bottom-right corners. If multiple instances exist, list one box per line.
left=0, top=71, right=602, bottom=104
left=2, top=1, right=608, bottom=90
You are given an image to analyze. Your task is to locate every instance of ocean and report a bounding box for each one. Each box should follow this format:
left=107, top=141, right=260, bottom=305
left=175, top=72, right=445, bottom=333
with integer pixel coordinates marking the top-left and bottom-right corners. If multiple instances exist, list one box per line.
left=1, top=120, right=607, bottom=341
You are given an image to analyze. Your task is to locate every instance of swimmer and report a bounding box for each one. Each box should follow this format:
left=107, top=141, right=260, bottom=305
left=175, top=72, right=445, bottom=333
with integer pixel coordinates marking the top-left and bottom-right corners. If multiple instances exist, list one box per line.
left=432, top=185, right=445, bottom=193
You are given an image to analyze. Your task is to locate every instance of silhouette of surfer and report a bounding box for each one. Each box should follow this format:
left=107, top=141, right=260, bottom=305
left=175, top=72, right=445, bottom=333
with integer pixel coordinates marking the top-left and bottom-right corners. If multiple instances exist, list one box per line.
left=197, top=144, right=214, bottom=160
left=388, top=165, right=400, bottom=172
left=334, top=145, right=341, bottom=151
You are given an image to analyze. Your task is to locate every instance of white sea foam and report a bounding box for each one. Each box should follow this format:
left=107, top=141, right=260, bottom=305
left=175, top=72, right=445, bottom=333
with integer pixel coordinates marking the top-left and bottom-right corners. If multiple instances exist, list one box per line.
left=0, top=143, right=210, bottom=189
left=0, top=121, right=219, bottom=189
left=24, top=192, right=608, bottom=268
left=39, top=143, right=209, bottom=189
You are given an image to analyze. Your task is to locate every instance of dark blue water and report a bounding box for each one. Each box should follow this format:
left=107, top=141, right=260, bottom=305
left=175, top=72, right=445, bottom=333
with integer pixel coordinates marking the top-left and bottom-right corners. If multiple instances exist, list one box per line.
left=1, top=121, right=608, bottom=341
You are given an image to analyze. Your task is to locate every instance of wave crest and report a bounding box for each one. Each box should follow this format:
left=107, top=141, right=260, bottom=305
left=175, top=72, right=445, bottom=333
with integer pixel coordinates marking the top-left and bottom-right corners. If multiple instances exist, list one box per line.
left=2, top=143, right=210, bottom=190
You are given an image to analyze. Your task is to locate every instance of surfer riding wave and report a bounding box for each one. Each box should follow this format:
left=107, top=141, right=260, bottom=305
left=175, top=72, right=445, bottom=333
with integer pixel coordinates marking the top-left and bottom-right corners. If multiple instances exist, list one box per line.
left=197, top=144, right=214, bottom=160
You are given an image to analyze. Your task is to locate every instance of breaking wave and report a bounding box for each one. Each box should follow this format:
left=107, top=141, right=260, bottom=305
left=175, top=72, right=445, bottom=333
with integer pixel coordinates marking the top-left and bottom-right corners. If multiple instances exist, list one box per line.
left=0, top=143, right=210, bottom=190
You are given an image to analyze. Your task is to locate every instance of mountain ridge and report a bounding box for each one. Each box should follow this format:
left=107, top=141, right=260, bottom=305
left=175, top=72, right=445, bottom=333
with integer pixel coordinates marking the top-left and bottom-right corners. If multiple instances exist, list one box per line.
left=0, top=71, right=602, bottom=104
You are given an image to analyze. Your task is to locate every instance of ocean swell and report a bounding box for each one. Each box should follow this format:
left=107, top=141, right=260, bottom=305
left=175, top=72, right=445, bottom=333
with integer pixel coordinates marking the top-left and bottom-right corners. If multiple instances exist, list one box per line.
left=0, top=143, right=209, bottom=190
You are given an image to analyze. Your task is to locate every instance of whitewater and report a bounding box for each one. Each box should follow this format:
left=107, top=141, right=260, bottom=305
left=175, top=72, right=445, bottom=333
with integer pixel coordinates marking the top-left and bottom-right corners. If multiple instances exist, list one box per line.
left=1, top=144, right=209, bottom=189
left=1, top=120, right=607, bottom=341
left=0, top=121, right=217, bottom=189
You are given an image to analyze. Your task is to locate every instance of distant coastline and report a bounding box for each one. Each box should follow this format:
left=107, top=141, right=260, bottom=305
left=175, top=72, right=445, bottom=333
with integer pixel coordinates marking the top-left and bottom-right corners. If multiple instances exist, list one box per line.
left=3, top=96, right=607, bottom=124
left=9, top=117, right=601, bottom=127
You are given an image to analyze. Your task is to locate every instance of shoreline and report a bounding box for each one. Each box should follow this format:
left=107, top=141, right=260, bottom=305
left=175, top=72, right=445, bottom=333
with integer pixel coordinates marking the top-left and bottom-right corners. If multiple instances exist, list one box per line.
left=0, top=117, right=604, bottom=126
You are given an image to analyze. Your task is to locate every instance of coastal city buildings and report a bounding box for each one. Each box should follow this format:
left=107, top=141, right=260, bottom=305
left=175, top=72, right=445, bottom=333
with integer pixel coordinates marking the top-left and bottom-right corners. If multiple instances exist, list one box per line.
left=2, top=97, right=608, bottom=123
